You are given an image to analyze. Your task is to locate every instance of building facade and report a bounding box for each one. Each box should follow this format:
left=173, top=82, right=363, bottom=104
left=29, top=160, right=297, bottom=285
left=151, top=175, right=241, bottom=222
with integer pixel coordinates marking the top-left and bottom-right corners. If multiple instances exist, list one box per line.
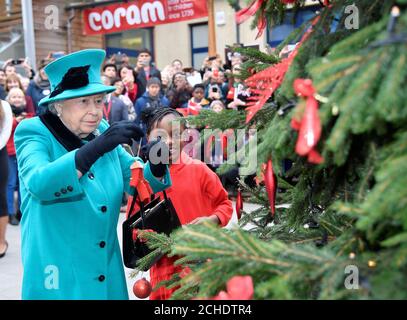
left=0, top=0, right=321, bottom=71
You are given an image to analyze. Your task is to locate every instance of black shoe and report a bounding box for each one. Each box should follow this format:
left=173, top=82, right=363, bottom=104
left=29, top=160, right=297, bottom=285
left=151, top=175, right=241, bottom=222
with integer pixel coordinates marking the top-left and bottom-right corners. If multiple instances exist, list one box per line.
left=15, top=210, right=22, bottom=222
left=9, top=214, right=20, bottom=226
left=0, top=241, right=8, bottom=258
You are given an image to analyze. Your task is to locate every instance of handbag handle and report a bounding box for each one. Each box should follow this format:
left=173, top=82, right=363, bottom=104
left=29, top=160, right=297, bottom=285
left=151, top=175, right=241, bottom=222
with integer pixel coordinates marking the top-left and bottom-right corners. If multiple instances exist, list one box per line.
left=128, top=187, right=148, bottom=257
left=129, top=187, right=146, bottom=229
left=128, top=187, right=170, bottom=230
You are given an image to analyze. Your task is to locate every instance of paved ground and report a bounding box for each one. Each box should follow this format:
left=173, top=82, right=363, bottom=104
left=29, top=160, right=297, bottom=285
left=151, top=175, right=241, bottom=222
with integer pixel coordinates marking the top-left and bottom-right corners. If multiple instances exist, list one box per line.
left=0, top=201, right=260, bottom=300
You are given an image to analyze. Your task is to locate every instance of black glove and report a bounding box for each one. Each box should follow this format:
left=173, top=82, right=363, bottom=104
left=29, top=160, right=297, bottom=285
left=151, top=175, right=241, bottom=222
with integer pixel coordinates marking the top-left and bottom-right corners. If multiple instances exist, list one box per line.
left=141, top=138, right=169, bottom=178
left=75, top=121, right=144, bottom=174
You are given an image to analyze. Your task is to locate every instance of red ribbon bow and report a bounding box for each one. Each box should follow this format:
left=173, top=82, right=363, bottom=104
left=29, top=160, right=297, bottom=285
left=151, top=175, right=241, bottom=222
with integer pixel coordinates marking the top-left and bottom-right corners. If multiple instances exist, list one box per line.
left=212, top=276, right=254, bottom=300
left=291, top=79, right=324, bottom=164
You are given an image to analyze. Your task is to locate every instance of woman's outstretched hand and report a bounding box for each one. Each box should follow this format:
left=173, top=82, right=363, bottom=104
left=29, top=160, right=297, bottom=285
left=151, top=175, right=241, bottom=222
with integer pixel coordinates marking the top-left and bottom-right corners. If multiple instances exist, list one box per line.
left=75, top=121, right=144, bottom=175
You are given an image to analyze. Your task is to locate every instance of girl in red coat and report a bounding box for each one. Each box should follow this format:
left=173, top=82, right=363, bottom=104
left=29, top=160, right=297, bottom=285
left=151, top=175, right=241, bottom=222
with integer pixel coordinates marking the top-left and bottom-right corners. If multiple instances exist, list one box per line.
left=135, top=107, right=233, bottom=300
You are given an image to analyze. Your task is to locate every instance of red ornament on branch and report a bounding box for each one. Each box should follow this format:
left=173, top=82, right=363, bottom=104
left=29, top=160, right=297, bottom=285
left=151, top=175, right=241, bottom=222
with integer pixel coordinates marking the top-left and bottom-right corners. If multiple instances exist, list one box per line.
left=291, top=79, right=324, bottom=164
left=262, top=159, right=277, bottom=216
left=280, top=0, right=296, bottom=4
left=236, top=189, right=244, bottom=220
left=133, top=278, right=152, bottom=299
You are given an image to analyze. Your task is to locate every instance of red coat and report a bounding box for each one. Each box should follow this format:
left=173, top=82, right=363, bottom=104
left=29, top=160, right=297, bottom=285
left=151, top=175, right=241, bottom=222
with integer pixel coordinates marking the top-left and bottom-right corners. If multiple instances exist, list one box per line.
left=127, top=152, right=233, bottom=300
left=126, top=84, right=138, bottom=103
left=25, top=95, right=35, bottom=114
left=6, top=113, right=34, bottom=156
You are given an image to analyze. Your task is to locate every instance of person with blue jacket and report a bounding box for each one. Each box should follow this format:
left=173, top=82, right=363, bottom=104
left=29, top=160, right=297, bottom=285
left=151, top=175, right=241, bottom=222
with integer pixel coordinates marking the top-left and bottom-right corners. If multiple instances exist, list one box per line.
left=134, top=77, right=169, bottom=146
left=14, top=49, right=171, bottom=300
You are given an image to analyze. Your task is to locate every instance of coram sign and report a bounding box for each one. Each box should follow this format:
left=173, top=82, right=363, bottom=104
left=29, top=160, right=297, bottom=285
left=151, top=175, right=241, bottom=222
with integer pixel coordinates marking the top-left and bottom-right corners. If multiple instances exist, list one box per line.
left=83, top=0, right=208, bottom=35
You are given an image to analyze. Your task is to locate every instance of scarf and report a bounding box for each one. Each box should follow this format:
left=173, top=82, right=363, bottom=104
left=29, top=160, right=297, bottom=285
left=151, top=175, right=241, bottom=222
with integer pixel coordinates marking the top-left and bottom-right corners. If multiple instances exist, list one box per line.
left=34, top=73, right=50, bottom=90
left=10, top=104, right=26, bottom=116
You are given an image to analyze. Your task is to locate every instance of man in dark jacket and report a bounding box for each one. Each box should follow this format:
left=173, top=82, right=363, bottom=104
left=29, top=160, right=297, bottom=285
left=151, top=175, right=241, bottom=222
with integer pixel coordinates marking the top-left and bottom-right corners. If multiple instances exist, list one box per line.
left=135, top=49, right=161, bottom=99
left=26, top=59, right=52, bottom=115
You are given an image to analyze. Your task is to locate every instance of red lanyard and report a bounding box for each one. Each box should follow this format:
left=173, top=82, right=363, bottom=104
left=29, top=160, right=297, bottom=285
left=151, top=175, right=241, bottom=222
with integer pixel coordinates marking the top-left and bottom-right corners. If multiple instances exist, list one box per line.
left=103, top=98, right=112, bottom=120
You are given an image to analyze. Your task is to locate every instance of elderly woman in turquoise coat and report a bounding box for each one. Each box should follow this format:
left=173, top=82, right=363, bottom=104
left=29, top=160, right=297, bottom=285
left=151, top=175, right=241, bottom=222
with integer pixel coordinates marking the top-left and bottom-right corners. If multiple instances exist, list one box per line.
left=14, top=49, right=171, bottom=299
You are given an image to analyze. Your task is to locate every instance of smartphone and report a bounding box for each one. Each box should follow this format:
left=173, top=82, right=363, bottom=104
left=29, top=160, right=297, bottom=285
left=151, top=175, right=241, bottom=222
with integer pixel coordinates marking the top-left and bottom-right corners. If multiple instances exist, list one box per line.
left=182, top=67, right=194, bottom=73
left=11, top=59, right=24, bottom=65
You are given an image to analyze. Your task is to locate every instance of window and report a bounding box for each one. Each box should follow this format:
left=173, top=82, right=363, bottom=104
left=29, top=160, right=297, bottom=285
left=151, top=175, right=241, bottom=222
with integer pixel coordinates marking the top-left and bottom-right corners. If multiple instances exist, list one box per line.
left=105, top=28, right=154, bottom=65
left=190, top=23, right=208, bottom=70
left=267, top=6, right=320, bottom=48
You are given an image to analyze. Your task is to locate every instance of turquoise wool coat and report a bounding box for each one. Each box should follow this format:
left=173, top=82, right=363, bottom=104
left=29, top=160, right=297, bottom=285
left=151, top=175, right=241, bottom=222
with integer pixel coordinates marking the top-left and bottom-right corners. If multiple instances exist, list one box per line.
left=14, top=116, right=171, bottom=300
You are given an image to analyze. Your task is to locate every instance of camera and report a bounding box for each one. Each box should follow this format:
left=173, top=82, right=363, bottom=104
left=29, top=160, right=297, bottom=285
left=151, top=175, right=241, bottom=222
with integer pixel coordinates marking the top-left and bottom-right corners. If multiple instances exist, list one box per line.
left=211, top=86, right=218, bottom=93
left=11, top=59, right=24, bottom=65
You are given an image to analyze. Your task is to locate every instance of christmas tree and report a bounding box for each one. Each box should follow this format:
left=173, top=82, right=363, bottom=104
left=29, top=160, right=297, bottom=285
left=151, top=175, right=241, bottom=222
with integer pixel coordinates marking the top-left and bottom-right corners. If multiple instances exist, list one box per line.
left=134, top=0, right=407, bottom=299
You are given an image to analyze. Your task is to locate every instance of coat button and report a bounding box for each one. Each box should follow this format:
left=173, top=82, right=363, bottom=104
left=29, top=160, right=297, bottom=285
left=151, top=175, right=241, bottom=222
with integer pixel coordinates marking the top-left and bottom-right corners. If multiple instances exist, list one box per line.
left=61, top=188, right=67, bottom=194
left=54, top=192, right=61, bottom=197
left=67, top=186, right=73, bottom=192
left=99, top=241, right=106, bottom=248
left=98, top=275, right=105, bottom=282
left=88, top=173, right=95, bottom=180
left=101, top=206, right=107, bottom=213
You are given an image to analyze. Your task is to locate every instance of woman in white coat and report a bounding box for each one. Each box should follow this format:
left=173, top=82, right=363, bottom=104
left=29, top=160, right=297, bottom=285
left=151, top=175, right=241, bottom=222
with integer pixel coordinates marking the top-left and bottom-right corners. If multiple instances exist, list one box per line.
left=0, top=99, right=13, bottom=258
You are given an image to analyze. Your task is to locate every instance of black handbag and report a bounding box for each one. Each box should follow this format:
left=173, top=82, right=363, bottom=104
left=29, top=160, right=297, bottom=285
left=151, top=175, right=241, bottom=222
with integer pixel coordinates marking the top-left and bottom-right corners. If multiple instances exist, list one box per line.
left=122, top=189, right=181, bottom=271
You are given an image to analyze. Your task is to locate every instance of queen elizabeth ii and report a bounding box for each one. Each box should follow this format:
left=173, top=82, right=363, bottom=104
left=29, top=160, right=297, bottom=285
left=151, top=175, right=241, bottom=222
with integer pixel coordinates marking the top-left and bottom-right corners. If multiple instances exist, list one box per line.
left=14, top=49, right=171, bottom=299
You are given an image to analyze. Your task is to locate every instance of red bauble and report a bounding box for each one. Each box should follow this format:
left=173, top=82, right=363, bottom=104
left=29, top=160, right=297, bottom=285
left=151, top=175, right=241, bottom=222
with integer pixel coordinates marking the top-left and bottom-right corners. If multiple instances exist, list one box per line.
left=281, top=0, right=296, bottom=4
left=263, top=159, right=277, bottom=216
left=292, top=79, right=324, bottom=164
left=236, top=189, right=244, bottom=220
left=133, top=278, right=152, bottom=299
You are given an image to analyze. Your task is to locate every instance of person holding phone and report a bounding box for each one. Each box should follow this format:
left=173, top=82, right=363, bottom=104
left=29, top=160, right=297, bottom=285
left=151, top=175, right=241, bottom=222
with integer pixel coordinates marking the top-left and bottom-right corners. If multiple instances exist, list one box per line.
left=2, top=58, right=34, bottom=79
left=166, top=72, right=192, bottom=109
left=135, top=49, right=161, bottom=99
left=4, top=63, right=16, bottom=77
left=118, top=65, right=138, bottom=103
left=205, top=72, right=225, bottom=102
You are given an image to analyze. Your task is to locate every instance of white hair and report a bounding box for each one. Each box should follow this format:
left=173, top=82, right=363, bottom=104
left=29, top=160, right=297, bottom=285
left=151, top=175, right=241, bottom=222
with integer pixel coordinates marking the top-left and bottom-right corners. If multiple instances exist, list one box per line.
left=47, top=102, right=63, bottom=115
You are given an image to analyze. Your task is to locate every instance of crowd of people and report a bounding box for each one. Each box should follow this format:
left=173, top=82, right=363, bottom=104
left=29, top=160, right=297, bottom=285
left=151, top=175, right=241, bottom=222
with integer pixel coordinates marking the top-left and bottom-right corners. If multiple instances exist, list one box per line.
left=97, top=48, right=250, bottom=120
left=0, top=48, right=253, bottom=263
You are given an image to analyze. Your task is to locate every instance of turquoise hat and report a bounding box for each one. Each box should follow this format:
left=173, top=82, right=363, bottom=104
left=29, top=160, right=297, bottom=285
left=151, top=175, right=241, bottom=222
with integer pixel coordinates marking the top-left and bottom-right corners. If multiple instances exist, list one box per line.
left=38, top=49, right=115, bottom=107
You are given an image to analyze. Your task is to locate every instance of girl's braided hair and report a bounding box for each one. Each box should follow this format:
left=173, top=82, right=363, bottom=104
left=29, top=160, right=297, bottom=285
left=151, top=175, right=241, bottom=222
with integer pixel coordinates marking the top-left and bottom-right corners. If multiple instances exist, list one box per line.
left=141, top=107, right=185, bottom=134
